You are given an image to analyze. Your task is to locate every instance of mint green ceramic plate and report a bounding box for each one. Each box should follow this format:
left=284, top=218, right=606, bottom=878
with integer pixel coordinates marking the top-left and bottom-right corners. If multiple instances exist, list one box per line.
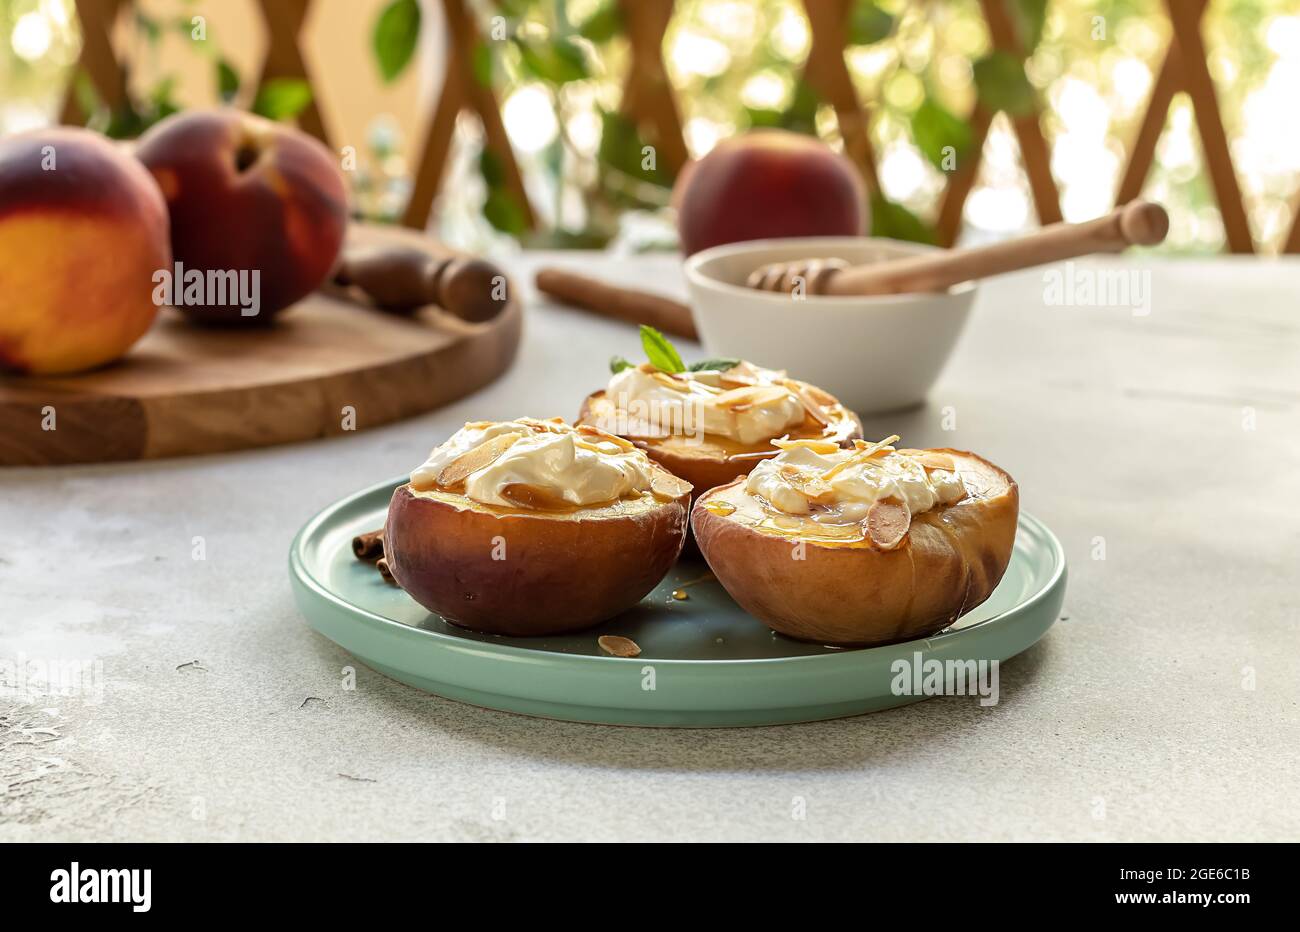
left=290, top=477, right=1067, bottom=727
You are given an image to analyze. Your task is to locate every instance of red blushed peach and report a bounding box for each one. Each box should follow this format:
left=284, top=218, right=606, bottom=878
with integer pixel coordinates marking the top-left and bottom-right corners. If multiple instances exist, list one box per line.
left=135, top=109, right=348, bottom=324
left=692, top=451, right=1019, bottom=646
left=673, top=129, right=867, bottom=256
left=0, top=127, right=170, bottom=375
left=385, top=483, right=690, bottom=637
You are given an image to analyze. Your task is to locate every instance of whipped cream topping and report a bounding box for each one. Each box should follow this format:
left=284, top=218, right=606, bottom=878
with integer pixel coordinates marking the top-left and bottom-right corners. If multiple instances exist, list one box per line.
left=605, top=362, right=806, bottom=445
left=410, top=418, right=658, bottom=508
left=744, top=439, right=966, bottom=523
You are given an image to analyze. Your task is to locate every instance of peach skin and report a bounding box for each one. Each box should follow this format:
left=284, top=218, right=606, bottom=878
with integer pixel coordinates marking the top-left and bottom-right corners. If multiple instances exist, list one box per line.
left=673, top=129, right=867, bottom=256
left=0, top=127, right=170, bottom=375
left=136, top=109, right=348, bottom=324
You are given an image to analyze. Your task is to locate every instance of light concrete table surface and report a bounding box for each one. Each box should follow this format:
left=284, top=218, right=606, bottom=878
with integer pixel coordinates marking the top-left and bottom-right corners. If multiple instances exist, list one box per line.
left=2, top=252, right=1297, bottom=842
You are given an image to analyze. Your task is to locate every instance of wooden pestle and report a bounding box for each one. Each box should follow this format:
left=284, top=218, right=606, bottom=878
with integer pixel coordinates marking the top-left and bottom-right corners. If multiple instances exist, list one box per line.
left=747, top=201, right=1170, bottom=296
left=333, top=243, right=509, bottom=323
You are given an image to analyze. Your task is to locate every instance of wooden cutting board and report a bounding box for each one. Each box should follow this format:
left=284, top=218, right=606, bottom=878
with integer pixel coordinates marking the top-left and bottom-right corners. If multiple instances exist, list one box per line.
left=0, top=223, right=522, bottom=466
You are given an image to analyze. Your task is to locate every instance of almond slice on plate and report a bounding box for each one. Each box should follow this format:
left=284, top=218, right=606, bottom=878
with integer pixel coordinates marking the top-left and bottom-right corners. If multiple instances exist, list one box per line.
left=597, top=635, right=641, bottom=658
left=866, top=497, right=911, bottom=550
left=434, top=432, right=523, bottom=489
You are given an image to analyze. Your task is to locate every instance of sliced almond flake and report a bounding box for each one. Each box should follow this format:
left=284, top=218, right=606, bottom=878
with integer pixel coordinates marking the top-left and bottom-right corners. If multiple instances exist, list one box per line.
left=435, top=432, right=524, bottom=489
left=717, top=361, right=760, bottom=388
left=913, top=451, right=956, bottom=472
left=650, top=470, right=692, bottom=501
left=650, top=371, right=691, bottom=392
left=686, top=380, right=724, bottom=395
left=804, top=384, right=838, bottom=406
left=866, top=497, right=911, bottom=550
left=516, top=417, right=569, bottom=434
left=782, top=379, right=831, bottom=427
left=726, top=449, right=779, bottom=462
left=714, top=385, right=791, bottom=410
left=597, top=635, right=641, bottom=658
left=821, top=434, right=901, bottom=480
left=576, top=423, right=636, bottom=451
left=499, top=482, right=574, bottom=510
left=772, top=438, right=842, bottom=454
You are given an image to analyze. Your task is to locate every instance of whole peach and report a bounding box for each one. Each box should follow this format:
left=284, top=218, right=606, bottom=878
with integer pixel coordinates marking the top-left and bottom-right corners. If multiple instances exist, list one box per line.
left=0, top=127, right=170, bottom=374
left=674, top=129, right=867, bottom=256
left=135, top=109, right=348, bottom=324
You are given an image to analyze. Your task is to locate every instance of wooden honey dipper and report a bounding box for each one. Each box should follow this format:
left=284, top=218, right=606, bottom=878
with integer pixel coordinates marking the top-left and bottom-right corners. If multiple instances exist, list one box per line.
left=332, top=242, right=509, bottom=323
left=745, top=200, right=1170, bottom=296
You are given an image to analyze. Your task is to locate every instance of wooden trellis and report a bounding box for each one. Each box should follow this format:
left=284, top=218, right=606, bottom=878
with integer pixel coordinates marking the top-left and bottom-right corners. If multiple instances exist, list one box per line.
left=56, top=0, right=1296, bottom=253
left=59, top=0, right=128, bottom=124
left=254, top=0, right=331, bottom=145
left=618, top=0, right=689, bottom=175
left=1117, top=0, right=1252, bottom=253
left=801, top=0, right=880, bottom=194
left=401, top=0, right=534, bottom=229
left=933, top=0, right=1064, bottom=245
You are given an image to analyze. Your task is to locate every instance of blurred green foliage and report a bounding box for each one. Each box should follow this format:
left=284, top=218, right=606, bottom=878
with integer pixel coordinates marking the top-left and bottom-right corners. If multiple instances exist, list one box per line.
left=375, top=0, right=1058, bottom=246
left=60, top=5, right=313, bottom=136
left=4, top=0, right=1298, bottom=252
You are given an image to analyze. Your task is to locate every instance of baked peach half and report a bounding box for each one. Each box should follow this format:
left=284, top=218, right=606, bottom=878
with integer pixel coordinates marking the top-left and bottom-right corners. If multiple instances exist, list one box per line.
left=692, top=436, right=1019, bottom=646
left=384, top=418, right=691, bottom=637
left=578, top=353, right=861, bottom=496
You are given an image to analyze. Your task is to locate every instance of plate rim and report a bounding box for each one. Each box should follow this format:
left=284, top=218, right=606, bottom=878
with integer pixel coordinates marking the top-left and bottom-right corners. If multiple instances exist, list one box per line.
left=290, top=475, right=1068, bottom=669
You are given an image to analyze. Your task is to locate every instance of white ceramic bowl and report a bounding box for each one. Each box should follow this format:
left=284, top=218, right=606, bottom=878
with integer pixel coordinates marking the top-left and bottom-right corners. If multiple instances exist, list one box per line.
left=683, top=237, right=976, bottom=414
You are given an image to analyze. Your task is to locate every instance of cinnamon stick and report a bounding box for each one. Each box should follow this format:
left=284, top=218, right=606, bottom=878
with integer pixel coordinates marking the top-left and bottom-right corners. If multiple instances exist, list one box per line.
left=376, top=557, right=396, bottom=586
left=352, top=529, right=385, bottom=562
left=534, top=267, right=697, bottom=340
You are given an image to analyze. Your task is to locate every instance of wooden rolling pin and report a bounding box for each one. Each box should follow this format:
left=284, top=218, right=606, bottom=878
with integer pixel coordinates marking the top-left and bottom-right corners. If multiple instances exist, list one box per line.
left=746, top=200, right=1170, bottom=296
left=534, top=267, right=697, bottom=340
left=333, top=243, right=510, bottom=323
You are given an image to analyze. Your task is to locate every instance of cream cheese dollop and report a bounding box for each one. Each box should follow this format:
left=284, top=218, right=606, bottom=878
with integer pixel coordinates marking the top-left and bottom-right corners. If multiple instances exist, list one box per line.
left=745, top=439, right=966, bottom=523
left=410, top=419, right=657, bottom=508
left=605, top=363, right=805, bottom=445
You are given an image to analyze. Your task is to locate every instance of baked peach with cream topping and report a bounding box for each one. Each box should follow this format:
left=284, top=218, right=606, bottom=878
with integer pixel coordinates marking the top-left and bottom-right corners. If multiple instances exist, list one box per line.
left=692, top=436, right=1019, bottom=646
left=577, top=329, right=861, bottom=496
left=385, top=417, right=691, bottom=636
